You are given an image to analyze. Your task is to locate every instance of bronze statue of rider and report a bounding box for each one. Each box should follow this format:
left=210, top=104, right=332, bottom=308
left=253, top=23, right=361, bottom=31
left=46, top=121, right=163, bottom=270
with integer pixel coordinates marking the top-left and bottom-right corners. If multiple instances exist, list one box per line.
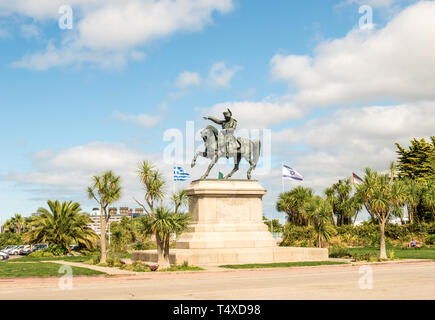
left=203, top=108, right=239, bottom=158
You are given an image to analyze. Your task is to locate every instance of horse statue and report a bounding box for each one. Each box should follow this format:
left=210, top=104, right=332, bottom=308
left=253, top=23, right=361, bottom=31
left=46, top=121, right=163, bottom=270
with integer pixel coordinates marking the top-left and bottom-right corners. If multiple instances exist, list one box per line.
left=191, top=125, right=262, bottom=180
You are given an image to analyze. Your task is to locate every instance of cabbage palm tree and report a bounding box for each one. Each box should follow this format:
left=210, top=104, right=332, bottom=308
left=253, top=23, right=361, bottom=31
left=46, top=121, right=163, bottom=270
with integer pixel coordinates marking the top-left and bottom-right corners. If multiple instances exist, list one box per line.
left=402, top=178, right=423, bottom=224
left=10, top=214, right=25, bottom=234
left=276, top=186, right=313, bottom=226
left=24, top=200, right=98, bottom=252
left=355, top=168, right=407, bottom=259
left=325, top=178, right=362, bottom=225
left=134, top=161, right=190, bottom=268
left=134, top=161, right=165, bottom=214
left=87, top=171, right=122, bottom=263
left=171, top=189, right=189, bottom=214
left=422, top=184, right=435, bottom=220
left=137, top=207, right=190, bottom=269
left=305, top=196, right=335, bottom=248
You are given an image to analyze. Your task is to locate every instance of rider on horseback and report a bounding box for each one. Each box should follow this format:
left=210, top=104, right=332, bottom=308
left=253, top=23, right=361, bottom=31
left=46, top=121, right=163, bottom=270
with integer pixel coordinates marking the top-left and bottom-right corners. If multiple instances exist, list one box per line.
left=203, top=108, right=239, bottom=158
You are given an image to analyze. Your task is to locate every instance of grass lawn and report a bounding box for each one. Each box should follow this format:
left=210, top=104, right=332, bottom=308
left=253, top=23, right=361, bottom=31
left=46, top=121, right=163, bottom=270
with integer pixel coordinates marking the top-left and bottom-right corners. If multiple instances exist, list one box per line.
left=219, top=261, right=347, bottom=269
left=0, top=261, right=105, bottom=277
left=160, top=265, right=205, bottom=272
left=347, top=246, right=435, bottom=260
left=9, top=255, right=96, bottom=263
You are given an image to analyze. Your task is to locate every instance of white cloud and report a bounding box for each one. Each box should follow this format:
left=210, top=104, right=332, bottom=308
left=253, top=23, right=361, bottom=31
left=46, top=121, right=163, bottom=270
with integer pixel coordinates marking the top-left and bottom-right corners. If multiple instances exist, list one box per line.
left=272, top=101, right=435, bottom=192
left=20, top=24, right=40, bottom=38
left=339, top=0, right=397, bottom=8
left=207, top=62, right=241, bottom=88
left=176, top=71, right=201, bottom=88
left=112, top=112, right=160, bottom=128
left=271, top=1, right=435, bottom=106
left=0, top=142, right=169, bottom=208
left=11, top=41, right=139, bottom=70
left=0, top=141, right=251, bottom=210
left=203, top=98, right=302, bottom=129
left=2, top=142, right=145, bottom=192
left=3, top=0, right=234, bottom=69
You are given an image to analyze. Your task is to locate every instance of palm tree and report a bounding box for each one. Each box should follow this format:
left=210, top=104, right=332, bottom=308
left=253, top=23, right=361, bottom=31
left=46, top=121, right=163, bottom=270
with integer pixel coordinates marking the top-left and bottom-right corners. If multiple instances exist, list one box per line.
left=137, top=207, right=190, bottom=269
left=2, top=218, right=15, bottom=233
left=402, top=178, right=423, bottom=224
left=134, top=161, right=191, bottom=269
left=171, top=189, right=189, bottom=214
left=87, top=171, right=122, bottom=263
left=355, top=168, right=406, bottom=259
left=134, top=161, right=165, bottom=214
left=325, top=178, right=362, bottom=225
left=23, top=200, right=98, bottom=252
left=305, top=196, right=335, bottom=248
left=276, top=186, right=313, bottom=226
left=422, top=184, right=435, bottom=220
left=10, top=214, right=25, bottom=234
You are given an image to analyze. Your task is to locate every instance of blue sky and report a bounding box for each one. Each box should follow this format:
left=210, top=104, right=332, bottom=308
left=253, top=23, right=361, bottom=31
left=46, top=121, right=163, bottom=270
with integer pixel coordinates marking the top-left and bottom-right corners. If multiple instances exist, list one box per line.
left=0, top=0, right=434, bottom=223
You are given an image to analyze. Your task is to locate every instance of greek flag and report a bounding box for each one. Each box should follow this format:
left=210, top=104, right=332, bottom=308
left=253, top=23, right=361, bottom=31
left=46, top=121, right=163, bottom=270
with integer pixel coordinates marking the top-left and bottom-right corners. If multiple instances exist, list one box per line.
left=282, top=164, right=303, bottom=181
left=173, top=166, right=191, bottom=181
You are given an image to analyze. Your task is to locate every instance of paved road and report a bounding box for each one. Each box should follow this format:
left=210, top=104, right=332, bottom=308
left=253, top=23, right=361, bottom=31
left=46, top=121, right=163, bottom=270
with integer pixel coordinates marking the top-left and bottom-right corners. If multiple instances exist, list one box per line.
left=1, top=261, right=434, bottom=300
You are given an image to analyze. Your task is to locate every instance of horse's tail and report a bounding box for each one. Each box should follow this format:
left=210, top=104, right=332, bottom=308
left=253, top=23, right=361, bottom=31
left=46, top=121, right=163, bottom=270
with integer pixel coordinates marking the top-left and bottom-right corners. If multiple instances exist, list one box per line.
left=252, top=139, right=261, bottom=168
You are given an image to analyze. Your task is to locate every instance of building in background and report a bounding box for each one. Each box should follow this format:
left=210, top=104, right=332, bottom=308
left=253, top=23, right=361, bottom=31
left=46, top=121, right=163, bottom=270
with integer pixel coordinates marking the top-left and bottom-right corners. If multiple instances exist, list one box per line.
left=87, top=206, right=146, bottom=235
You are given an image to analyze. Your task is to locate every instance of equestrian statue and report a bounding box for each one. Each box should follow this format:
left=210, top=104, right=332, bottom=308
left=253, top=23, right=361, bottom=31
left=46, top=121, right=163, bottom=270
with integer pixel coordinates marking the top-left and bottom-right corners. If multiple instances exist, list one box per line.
left=191, top=108, right=261, bottom=180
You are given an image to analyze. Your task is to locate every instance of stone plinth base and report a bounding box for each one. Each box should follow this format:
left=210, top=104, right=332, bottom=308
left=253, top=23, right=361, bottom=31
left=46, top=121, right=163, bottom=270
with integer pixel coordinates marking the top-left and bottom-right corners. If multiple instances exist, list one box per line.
left=133, top=247, right=329, bottom=266
left=133, top=180, right=328, bottom=266
left=175, top=180, right=276, bottom=249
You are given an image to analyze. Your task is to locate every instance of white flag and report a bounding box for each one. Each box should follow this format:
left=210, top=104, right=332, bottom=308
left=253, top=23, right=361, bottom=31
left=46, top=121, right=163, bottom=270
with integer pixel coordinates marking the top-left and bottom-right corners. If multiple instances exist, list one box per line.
left=282, top=165, right=303, bottom=181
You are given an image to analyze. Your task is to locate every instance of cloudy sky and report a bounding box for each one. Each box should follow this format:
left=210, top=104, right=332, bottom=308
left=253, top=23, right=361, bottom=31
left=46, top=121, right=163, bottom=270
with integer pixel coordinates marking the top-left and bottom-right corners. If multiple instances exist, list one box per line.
left=0, top=0, right=433, bottom=222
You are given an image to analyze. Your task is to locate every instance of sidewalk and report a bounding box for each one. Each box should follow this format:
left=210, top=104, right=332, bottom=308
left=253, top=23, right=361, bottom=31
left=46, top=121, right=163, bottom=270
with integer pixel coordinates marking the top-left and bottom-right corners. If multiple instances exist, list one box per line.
left=43, top=260, right=138, bottom=276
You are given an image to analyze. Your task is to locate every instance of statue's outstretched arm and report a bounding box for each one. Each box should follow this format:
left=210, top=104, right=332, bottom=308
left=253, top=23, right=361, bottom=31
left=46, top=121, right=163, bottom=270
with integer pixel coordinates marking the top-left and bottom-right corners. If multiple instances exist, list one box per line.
left=203, top=116, right=224, bottom=125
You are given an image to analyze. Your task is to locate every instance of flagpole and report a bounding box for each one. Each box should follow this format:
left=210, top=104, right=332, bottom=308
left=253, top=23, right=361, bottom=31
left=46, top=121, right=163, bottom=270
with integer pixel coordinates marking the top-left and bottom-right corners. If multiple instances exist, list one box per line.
left=173, top=166, right=175, bottom=194
left=281, top=162, right=284, bottom=194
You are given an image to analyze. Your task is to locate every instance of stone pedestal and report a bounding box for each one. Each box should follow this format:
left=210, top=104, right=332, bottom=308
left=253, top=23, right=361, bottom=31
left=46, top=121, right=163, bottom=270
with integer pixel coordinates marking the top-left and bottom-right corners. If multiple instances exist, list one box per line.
left=176, top=180, right=276, bottom=249
left=133, top=180, right=328, bottom=265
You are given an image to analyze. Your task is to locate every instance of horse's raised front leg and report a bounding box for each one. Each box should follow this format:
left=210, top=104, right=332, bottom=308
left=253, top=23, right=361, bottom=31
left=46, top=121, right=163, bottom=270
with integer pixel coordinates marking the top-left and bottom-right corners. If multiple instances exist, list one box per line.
left=191, top=151, right=206, bottom=168
left=200, top=154, right=218, bottom=180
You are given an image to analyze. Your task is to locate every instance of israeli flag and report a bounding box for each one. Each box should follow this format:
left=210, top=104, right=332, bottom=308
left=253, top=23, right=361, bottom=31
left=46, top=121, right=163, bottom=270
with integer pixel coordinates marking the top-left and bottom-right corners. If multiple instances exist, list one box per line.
left=282, top=164, right=303, bottom=181
left=173, top=166, right=191, bottom=181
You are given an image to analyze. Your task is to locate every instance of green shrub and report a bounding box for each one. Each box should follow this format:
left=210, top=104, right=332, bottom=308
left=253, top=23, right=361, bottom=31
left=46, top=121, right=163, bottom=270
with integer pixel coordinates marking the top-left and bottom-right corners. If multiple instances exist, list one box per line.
left=280, top=224, right=316, bottom=247
left=45, top=244, right=69, bottom=256
left=28, top=250, right=55, bottom=258
left=352, top=251, right=379, bottom=262
left=0, top=233, right=23, bottom=247
left=425, top=235, right=435, bottom=245
left=280, top=222, right=435, bottom=248
left=132, top=241, right=156, bottom=250
left=329, top=245, right=352, bottom=258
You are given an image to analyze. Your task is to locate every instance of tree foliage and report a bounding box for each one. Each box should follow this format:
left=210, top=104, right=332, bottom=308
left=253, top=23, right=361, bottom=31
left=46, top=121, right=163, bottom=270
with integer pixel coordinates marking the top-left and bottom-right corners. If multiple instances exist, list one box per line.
left=355, top=168, right=407, bottom=259
left=395, top=137, right=435, bottom=181
left=325, top=178, right=362, bottom=225
left=276, top=186, right=313, bottom=226
left=87, top=170, right=122, bottom=263
left=134, top=160, right=190, bottom=269
left=305, top=196, right=336, bottom=248
left=23, top=200, right=98, bottom=252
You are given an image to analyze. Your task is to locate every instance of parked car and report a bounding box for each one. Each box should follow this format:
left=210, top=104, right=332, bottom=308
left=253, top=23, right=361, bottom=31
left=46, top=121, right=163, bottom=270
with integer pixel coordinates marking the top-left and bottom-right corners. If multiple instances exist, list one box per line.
left=31, top=244, right=48, bottom=252
left=0, top=251, right=8, bottom=261
left=19, top=245, right=32, bottom=255
left=2, top=245, right=19, bottom=254
left=10, top=245, right=25, bottom=255
left=1, top=245, right=14, bottom=253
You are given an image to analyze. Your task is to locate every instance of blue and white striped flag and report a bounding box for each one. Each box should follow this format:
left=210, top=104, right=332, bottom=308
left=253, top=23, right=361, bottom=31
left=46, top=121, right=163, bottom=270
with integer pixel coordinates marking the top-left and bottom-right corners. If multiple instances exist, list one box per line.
left=173, top=166, right=191, bottom=181
left=282, top=164, right=303, bottom=181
